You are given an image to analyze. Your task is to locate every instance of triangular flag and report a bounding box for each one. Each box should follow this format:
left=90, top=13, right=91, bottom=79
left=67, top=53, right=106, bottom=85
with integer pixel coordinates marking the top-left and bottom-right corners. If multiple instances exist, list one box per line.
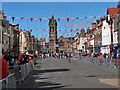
left=85, top=16, right=87, bottom=19
left=8, top=16, right=11, bottom=18
left=26, top=18, right=28, bottom=21
left=39, top=18, right=42, bottom=22
left=71, top=18, right=74, bottom=21
left=44, top=18, right=47, bottom=22
left=94, top=16, right=96, bottom=18
left=80, top=17, right=83, bottom=20
left=30, top=18, right=33, bottom=22
left=67, top=18, right=69, bottom=22
left=76, top=17, right=79, bottom=19
left=76, top=29, right=78, bottom=32
left=3, top=16, right=6, bottom=19
left=58, top=18, right=60, bottom=22
left=35, top=18, right=37, bottom=21
left=21, top=17, right=24, bottom=19
left=16, top=17, right=19, bottom=19
left=12, top=17, right=15, bottom=22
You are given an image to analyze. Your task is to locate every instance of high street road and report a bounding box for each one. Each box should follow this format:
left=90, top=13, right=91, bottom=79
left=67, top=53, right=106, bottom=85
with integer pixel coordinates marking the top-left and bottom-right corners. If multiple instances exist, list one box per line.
left=17, top=57, right=119, bottom=89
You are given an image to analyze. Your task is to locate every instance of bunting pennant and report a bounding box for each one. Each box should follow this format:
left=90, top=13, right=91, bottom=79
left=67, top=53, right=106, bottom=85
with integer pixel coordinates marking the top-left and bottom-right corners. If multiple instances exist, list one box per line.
left=12, top=17, right=15, bottom=22
left=82, top=29, right=84, bottom=32
left=94, top=16, right=96, bottom=18
left=26, top=18, right=28, bottom=21
left=35, top=18, right=37, bottom=21
left=76, top=29, right=78, bottom=32
left=71, top=18, right=74, bottom=21
left=58, top=18, right=60, bottom=22
left=3, top=16, right=6, bottom=19
left=76, top=17, right=79, bottom=19
left=8, top=16, right=11, bottom=18
left=21, top=17, right=24, bottom=19
left=16, top=17, right=19, bottom=19
left=49, top=18, right=51, bottom=21
left=80, top=17, right=83, bottom=20
left=85, top=16, right=87, bottom=19
left=39, top=18, right=42, bottom=22
left=30, top=29, right=32, bottom=32
left=67, top=18, right=69, bottom=22
left=104, top=15, right=106, bottom=18
left=30, top=18, right=33, bottom=22
left=44, top=18, right=47, bottom=22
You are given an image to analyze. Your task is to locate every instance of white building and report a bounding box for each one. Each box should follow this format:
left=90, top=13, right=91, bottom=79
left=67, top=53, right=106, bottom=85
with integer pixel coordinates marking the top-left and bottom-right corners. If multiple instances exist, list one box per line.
left=101, top=20, right=111, bottom=54
left=78, top=36, right=87, bottom=53
left=19, top=30, right=26, bottom=54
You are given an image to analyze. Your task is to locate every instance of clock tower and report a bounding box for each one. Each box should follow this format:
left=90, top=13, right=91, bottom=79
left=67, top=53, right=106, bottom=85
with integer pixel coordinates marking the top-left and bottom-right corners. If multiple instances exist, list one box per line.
left=49, top=15, right=57, bottom=54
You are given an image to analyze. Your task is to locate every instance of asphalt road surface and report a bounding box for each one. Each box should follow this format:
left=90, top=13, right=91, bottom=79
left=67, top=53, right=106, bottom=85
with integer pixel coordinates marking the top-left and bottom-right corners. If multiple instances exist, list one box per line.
left=17, top=57, right=119, bottom=89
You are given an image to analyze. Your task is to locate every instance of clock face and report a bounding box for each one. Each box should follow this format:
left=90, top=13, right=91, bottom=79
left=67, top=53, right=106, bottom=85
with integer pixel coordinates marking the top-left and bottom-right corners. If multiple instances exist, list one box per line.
left=51, top=29, right=53, bottom=32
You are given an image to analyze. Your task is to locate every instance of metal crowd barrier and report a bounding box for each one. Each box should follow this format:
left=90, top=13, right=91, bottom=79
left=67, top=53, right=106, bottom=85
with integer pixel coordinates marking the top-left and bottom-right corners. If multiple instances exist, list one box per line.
left=0, top=73, right=16, bottom=89
left=1, top=59, right=36, bottom=89
left=80, top=56, right=119, bottom=69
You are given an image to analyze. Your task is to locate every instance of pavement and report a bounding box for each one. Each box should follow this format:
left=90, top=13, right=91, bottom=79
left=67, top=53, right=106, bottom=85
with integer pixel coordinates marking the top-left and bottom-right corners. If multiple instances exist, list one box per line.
left=17, top=57, right=119, bottom=89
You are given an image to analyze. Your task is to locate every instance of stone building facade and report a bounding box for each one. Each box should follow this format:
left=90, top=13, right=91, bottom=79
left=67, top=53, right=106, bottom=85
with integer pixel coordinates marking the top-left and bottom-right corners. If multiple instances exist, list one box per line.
left=49, top=15, right=58, bottom=54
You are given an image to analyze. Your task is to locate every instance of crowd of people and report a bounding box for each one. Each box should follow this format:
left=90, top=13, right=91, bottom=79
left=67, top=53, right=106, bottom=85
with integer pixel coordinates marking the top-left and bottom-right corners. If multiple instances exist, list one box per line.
left=1, top=50, right=120, bottom=79
left=1, top=51, right=38, bottom=79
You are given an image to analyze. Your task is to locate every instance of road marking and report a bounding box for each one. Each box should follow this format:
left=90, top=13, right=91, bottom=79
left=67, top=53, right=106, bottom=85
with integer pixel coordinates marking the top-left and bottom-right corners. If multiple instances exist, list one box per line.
left=99, top=78, right=120, bottom=87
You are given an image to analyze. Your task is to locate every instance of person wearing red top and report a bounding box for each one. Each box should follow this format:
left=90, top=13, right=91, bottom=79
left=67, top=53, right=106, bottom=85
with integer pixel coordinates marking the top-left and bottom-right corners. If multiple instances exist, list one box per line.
left=2, top=58, right=9, bottom=79
left=29, top=56, right=33, bottom=62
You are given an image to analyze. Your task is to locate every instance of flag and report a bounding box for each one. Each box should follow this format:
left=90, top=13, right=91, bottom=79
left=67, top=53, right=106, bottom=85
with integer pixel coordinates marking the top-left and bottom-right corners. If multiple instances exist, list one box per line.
left=3, top=16, right=6, bottom=19
left=12, top=17, right=15, bottom=22
left=67, top=18, right=69, bottom=22
left=26, top=18, right=28, bottom=21
left=30, top=18, right=33, bottom=21
left=58, top=18, right=60, bottom=22
left=21, top=17, right=24, bottom=19
left=39, top=18, right=42, bottom=22
left=76, top=17, right=79, bottom=19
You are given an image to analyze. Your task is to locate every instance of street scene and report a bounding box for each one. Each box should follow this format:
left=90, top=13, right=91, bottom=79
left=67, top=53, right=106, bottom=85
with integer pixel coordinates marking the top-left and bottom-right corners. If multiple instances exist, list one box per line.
left=0, top=0, right=120, bottom=89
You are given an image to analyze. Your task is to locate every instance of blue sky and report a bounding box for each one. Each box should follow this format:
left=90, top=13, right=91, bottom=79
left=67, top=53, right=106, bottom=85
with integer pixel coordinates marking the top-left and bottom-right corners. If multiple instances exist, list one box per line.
left=2, top=2, right=118, bottom=42
left=1, top=0, right=119, bottom=2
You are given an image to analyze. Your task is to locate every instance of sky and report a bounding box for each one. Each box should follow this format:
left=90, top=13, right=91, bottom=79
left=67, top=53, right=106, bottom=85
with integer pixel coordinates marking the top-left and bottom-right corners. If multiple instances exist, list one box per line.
left=1, top=2, right=119, bottom=42
left=1, top=0, right=119, bottom=2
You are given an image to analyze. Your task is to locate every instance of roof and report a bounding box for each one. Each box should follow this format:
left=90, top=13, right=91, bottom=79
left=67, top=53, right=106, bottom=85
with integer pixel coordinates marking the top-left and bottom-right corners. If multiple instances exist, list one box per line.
left=108, top=8, right=118, bottom=19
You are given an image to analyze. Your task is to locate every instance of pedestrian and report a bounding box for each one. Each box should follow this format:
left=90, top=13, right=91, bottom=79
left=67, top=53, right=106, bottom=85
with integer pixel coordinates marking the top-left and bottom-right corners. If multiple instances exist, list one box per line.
left=68, top=53, right=71, bottom=63
left=86, top=53, right=88, bottom=62
left=116, top=53, right=120, bottom=69
left=99, top=53, right=102, bottom=65
left=92, top=53, right=94, bottom=64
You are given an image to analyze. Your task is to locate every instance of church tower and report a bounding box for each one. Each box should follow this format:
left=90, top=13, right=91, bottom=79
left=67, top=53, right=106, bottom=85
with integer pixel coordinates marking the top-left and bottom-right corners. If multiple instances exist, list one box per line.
left=49, top=15, right=57, bottom=54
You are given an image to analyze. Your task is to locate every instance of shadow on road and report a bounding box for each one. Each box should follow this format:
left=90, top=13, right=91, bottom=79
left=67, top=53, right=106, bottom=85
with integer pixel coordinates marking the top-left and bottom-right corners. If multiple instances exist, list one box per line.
left=16, top=68, right=70, bottom=88
left=32, top=68, right=70, bottom=75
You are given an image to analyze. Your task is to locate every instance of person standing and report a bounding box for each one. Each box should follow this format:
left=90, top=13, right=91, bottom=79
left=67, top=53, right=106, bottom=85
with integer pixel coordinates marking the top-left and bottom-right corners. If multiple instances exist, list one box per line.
left=68, top=53, right=71, bottom=63
left=85, top=53, right=88, bottom=62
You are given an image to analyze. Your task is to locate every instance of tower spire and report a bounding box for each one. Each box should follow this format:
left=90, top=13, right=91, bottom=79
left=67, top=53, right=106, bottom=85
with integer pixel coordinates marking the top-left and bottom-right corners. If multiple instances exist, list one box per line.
left=52, top=10, right=54, bottom=18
